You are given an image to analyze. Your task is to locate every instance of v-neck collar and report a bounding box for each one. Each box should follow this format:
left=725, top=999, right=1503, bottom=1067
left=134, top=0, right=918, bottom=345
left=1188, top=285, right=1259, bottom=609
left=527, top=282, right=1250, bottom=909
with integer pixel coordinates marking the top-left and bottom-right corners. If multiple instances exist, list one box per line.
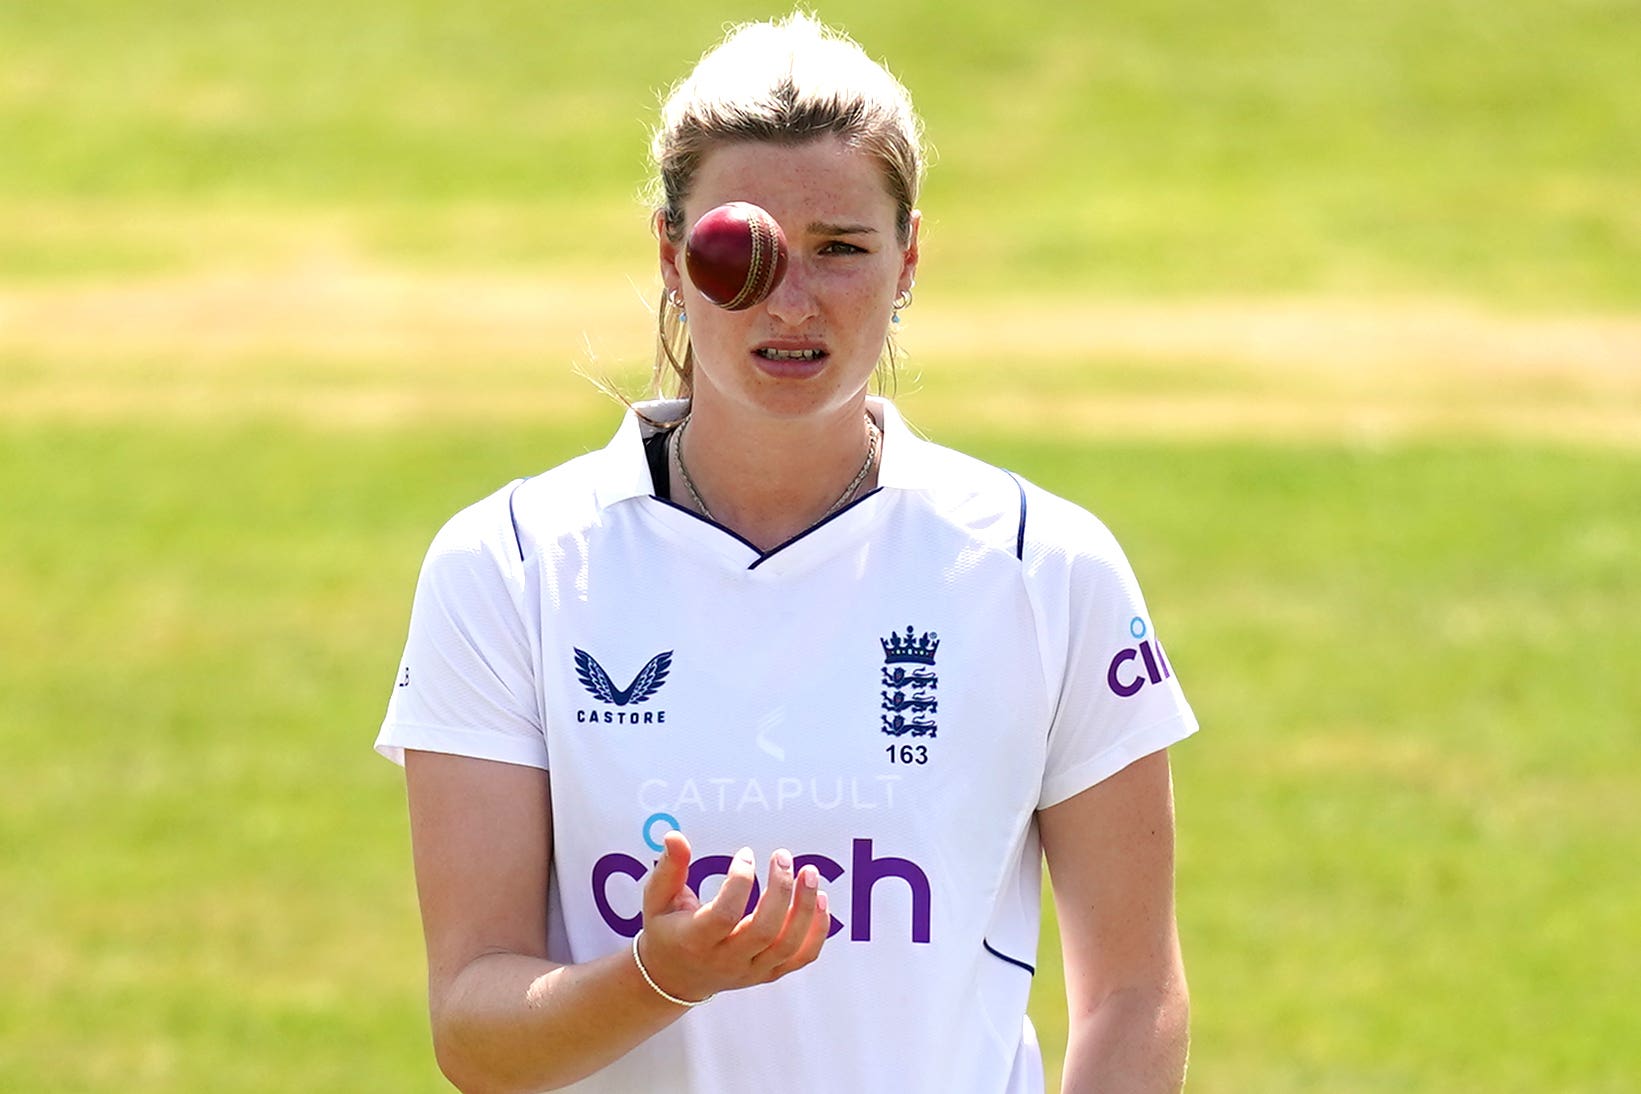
left=591, top=397, right=930, bottom=573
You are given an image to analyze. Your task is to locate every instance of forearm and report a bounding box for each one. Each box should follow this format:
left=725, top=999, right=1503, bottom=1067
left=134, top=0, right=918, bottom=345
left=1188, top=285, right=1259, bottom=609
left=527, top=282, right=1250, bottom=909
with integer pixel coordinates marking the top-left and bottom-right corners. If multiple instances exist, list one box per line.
left=1059, top=983, right=1190, bottom=1094
left=433, top=945, right=690, bottom=1094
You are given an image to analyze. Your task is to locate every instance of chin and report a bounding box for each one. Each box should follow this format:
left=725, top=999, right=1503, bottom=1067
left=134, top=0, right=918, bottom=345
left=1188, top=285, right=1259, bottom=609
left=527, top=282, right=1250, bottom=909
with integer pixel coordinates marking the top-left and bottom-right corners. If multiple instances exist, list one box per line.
left=732, top=381, right=872, bottom=424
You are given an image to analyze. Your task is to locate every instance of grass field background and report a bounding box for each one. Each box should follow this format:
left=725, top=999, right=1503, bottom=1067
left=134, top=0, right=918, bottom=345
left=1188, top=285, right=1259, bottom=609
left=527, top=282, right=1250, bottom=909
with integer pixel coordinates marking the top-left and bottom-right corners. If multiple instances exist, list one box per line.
left=2, top=1, right=1638, bottom=1091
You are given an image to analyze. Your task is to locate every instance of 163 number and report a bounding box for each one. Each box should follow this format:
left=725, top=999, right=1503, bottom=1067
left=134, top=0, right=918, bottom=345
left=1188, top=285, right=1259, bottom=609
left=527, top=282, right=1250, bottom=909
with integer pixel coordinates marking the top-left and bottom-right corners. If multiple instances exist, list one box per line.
left=885, top=744, right=929, bottom=765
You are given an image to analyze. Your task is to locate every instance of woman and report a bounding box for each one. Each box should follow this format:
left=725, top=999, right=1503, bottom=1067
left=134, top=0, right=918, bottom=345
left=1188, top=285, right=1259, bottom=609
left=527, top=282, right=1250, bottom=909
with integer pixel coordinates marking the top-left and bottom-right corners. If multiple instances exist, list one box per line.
left=377, top=13, right=1195, bottom=1093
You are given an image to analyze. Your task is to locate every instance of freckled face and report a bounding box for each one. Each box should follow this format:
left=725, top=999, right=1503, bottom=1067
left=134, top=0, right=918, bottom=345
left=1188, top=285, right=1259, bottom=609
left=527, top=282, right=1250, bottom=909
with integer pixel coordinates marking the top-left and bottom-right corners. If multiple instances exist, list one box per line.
left=661, top=136, right=919, bottom=424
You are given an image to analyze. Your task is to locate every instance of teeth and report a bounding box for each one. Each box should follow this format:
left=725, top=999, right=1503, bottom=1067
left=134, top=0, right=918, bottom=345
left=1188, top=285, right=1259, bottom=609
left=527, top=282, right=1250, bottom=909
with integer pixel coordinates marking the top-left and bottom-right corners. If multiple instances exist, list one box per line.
left=759, top=348, right=823, bottom=360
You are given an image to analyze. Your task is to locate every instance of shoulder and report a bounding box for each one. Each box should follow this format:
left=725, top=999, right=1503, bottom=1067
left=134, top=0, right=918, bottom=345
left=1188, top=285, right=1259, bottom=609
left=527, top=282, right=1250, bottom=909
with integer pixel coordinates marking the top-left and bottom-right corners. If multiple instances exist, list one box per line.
left=414, top=479, right=535, bottom=601
left=438, top=439, right=633, bottom=564
left=414, top=404, right=659, bottom=587
left=502, top=408, right=667, bottom=559
left=895, top=436, right=1124, bottom=570
left=891, top=436, right=1031, bottom=559
left=501, top=450, right=614, bottom=560
left=1012, top=475, right=1127, bottom=568
left=415, top=445, right=604, bottom=579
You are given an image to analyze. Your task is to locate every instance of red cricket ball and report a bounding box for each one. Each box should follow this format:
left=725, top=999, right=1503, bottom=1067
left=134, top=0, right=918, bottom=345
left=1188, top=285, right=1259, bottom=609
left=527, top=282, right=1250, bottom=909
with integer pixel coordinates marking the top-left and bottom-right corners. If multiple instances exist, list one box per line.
left=684, top=201, right=789, bottom=311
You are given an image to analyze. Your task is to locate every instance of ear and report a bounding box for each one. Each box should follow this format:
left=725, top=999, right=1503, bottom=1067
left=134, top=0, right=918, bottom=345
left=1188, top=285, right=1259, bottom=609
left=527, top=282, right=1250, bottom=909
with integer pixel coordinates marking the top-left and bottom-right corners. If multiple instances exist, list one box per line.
left=897, top=210, right=921, bottom=296
left=657, top=210, right=684, bottom=296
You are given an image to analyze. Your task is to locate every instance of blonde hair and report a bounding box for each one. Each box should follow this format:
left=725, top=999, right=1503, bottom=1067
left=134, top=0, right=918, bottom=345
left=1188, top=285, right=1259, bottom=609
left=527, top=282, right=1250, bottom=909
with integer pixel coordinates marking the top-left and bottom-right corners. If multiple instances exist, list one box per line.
left=647, top=12, right=927, bottom=399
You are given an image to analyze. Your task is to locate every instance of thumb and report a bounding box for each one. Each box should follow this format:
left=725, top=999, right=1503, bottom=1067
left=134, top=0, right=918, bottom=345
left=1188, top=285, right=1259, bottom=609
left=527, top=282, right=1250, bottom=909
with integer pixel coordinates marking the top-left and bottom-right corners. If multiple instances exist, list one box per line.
left=642, top=828, right=695, bottom=920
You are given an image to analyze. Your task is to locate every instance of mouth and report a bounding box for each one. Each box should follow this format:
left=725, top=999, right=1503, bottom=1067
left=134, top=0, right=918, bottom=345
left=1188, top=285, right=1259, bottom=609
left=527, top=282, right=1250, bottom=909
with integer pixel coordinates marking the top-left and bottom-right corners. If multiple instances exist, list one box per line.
left=751, top=342, right=831, bottom=378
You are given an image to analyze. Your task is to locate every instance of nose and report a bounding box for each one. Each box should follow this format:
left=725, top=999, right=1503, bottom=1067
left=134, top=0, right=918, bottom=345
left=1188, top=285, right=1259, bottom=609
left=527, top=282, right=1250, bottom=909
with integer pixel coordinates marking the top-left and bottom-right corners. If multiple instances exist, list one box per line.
left=762, top=253, right=818, bottom=326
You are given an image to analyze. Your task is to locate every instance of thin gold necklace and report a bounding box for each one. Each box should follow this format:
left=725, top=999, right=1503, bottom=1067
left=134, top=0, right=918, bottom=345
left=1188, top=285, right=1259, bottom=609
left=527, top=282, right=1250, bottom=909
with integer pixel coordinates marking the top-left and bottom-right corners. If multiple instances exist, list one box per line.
left=669, top=412, right=881, bottom=526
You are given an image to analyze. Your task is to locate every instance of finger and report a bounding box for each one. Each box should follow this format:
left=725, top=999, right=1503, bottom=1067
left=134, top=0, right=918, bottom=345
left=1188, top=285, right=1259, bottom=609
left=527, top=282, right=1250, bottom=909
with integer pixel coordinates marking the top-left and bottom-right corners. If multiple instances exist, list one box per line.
left=729, top=848, right=797, bottom=952
left=769, top=887, right=830, bottom=978
left=662, top=830, right=703, bottom=913
left=697, top=845, right=757, bottom=934
left=751, top=861, right=820, bottom=972
left=642, top=829, right=694, bottom=921
left=671, top=882, right=702, bottom=914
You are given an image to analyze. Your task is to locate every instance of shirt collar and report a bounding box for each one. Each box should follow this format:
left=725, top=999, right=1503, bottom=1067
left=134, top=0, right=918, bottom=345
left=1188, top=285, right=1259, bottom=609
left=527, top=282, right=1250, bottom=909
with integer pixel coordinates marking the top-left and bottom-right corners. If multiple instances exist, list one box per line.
left=870, top=396, right=941, bottom=491
left=590, top=396, right=939, bottom=512
left=590, top=399, right=686, bottom=511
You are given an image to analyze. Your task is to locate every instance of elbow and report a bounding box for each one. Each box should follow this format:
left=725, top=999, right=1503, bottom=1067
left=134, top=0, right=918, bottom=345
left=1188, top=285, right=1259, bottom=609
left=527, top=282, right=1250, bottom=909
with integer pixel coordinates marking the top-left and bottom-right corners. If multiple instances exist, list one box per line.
left=1161, top=977, right=1190, bottom=1042
left=432, top=1036, right=507, bottom=1094
left=434, top=1043, right=553, bottom=1094
left=432, top=1016, right=594, bottom=1094
left=1078, top=975, right=1190, bottom=1037
left=1140, top=978, right=1191, bottom=1076
left=432, top=1017, right=558, bottom=1094
left=429, top=996, right=488, bottom=1094
left=425, top=955, right=607, bottom=1093
left=1064, top=981, right=1191, bottom=1093
left=1166, top=986, right=1192, bottom=1093
left=1166, top=983, right=1192, bottom=1074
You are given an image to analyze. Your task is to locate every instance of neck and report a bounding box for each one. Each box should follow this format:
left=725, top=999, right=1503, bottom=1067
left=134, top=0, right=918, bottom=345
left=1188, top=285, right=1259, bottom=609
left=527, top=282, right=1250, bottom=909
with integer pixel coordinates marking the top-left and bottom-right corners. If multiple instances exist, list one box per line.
left=671, top=399, right=881, bottom=550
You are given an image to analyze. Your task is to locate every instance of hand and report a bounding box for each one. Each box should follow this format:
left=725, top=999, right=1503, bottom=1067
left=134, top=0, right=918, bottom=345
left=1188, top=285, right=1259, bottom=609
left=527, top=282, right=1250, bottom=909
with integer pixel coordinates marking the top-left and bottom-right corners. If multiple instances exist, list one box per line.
left=638, top=830, right=830, bottom=1003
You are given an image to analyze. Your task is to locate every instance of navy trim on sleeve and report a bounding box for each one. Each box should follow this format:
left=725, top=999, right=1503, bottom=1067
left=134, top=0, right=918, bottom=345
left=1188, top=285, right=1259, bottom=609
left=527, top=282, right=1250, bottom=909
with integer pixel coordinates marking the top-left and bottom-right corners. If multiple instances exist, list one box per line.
left=507, top=478, right=529, bottom=562
left=982, top=939, right=1036, bottom=977
left=1005, top=471, right=1027, bottom=561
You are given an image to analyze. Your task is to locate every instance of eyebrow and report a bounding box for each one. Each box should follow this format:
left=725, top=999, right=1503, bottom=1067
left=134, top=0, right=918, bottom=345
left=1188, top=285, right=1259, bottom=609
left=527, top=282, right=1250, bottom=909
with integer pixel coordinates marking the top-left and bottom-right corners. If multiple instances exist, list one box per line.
left=809, top=221, right=879, bottom=236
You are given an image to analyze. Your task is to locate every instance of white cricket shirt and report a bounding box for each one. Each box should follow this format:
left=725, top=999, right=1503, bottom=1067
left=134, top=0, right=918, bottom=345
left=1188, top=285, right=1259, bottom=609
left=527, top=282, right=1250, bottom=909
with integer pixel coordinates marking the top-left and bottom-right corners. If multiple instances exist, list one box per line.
left=377, top=398, right=1197, bottom=1093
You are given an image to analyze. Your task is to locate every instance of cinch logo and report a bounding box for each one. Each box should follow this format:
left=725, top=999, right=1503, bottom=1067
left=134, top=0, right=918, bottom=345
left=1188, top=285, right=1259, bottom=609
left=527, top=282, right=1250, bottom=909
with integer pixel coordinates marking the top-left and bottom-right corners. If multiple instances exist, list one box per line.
left=575, top=649, right=671, bottom=724
left=591, top=837, right=932, bottom=945
left=1107, top=616, right=1173, bottom=698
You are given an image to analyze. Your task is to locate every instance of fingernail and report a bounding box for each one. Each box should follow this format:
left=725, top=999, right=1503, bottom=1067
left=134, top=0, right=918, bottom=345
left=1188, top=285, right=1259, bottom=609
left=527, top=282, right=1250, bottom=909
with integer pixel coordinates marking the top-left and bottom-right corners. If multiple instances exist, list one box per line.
left=800, top=865, right=818, bottom=889
left=816, top=889, right=829, bottom=913
left=774, top=848, right=793, bottom=871
left=736, top=846, right=754, bottom=864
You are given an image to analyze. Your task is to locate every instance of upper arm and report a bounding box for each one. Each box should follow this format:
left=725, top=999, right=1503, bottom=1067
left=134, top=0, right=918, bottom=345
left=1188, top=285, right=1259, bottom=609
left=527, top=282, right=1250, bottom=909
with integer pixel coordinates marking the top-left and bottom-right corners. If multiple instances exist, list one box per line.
left=1038, top=748, right=1184, bottom=1017
left=405, top=750, right=555, bottom=1007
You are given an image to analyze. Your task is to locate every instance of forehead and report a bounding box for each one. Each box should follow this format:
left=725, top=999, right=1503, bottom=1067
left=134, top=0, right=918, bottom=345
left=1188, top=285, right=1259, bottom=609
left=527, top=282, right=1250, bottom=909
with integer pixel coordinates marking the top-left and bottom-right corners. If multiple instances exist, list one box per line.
left=687, top=136, right=896, bottom=231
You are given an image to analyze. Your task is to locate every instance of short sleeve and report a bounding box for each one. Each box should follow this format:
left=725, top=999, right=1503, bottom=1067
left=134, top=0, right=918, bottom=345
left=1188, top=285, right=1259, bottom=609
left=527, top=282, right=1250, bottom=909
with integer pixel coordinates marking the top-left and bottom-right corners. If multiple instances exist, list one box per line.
left=375, top=485, right=548, bottom=770
left=1022, top=488, right=1198, bottom=809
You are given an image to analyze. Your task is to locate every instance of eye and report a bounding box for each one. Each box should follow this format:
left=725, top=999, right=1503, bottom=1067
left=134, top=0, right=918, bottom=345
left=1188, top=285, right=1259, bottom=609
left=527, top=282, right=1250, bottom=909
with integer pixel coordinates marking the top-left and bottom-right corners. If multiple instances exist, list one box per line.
left=819, top=240, right=867, bottom=255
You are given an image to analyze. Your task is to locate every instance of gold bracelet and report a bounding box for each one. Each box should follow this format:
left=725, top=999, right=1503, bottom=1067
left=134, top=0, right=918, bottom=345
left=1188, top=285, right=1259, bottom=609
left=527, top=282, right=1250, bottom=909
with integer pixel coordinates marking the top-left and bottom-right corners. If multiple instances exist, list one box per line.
left=632, top=929, right=714, bottom=1007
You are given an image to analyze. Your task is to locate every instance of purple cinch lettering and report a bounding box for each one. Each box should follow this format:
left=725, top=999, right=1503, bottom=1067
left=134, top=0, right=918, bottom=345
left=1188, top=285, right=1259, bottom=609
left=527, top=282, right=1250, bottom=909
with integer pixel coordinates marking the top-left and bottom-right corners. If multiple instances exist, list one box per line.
left=793, top=852, right=846, bottom=938
left=1107, top=647, right=1144, bottom=697
left=688, top=855, right=760, bottom=918
left=592, top=853, right=645, bottom=937
left=851, top=838, right=931, bottom=943
left=1139, top=640, right=1163, bottom=685
left=1156, top=641, right=1172, bottom=679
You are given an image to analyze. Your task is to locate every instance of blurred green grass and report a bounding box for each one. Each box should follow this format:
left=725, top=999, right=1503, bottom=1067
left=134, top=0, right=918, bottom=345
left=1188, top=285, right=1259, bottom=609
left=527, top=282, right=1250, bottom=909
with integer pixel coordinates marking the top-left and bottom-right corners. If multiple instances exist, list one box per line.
left=2, top=0, right=1638, bottom=304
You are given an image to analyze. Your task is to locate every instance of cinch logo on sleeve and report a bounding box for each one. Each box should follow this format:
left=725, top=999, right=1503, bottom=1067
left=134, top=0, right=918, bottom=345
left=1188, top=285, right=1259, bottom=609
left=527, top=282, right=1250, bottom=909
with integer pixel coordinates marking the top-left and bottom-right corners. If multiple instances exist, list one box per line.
left=575, top=648, right=671, bottom=724
left=591, top=835, right=932, bottom=945
left=1106, top=616, right=1173, bottom=698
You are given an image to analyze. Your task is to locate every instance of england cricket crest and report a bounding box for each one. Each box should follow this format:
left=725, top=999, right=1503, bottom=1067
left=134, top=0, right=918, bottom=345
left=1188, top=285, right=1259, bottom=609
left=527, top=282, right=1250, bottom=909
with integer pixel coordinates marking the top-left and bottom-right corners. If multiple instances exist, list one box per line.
left=880, top=626, right=939, bottom=737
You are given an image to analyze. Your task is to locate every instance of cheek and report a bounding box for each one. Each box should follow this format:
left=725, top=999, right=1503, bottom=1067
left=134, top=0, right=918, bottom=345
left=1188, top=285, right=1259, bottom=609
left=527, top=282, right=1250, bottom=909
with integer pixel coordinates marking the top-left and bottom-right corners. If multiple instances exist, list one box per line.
left=818, top=261, right=897, bottom=311
left=685, top=309, right=753, bottom=352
